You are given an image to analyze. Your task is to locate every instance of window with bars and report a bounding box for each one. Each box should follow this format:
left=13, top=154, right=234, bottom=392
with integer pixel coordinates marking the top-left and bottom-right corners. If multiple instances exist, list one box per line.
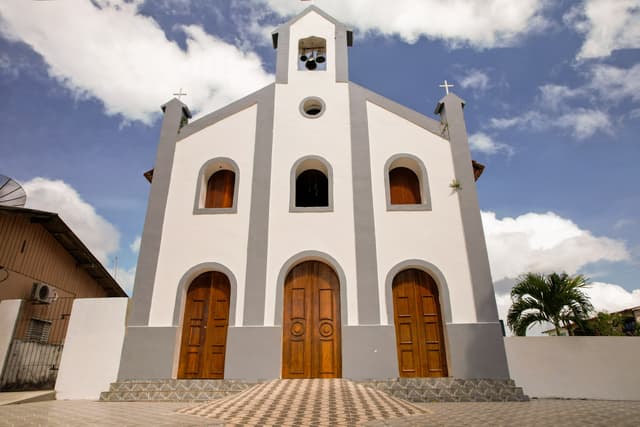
left=26, top=318, right=52, bottom=343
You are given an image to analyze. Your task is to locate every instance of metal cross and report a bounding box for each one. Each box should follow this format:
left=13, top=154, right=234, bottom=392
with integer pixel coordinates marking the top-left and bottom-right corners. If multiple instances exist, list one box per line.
left=439, top=80, right=454, bottom=95
left=173, top=88, right=187, bottom=100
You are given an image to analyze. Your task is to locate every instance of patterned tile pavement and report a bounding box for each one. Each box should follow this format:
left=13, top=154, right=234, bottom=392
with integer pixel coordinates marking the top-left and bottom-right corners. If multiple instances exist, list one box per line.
left=366, top=399, right=640, bottom=427
left=0, top=387, right=639, bottom=426
left=177, top=379, right=428, bottom=426
left=0, top=401, right=219, bottom=426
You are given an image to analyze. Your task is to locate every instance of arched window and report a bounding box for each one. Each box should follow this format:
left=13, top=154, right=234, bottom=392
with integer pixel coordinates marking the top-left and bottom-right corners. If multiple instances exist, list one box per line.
left=205, top=170, right=235, bottom=208
left=389, top=167, right=420, bottom=204
left=296, top=170, right=328, bottom=207
left=290, top=156, right=333, bottom=212
left=385, top=154, right=431, bottom=211
left=194, top=158, right=239, bottom=214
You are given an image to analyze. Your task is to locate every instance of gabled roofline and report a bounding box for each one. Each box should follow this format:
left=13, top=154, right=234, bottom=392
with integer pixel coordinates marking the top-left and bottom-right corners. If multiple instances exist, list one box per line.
left=0, top=206, right=127, bottom=297
left=271, top=5, right=353, bottom=49
left=178, top=81, right=447, bottom=143
left=349, top=82, right=445, bottom=139
left=177, top=83, right=275, bottom=142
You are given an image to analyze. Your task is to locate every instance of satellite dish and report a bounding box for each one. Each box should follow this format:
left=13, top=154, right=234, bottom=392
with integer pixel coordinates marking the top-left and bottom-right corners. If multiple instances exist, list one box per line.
left=0, top=175, right=27, bottom=207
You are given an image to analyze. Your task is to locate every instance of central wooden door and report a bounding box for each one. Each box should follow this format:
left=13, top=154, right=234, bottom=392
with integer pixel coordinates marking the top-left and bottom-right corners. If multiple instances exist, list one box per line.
left=178, top=271, right=230, bottom=379
left=392, top=269, right=447, bottom=377
left=282, top=261, right=341, bottom=378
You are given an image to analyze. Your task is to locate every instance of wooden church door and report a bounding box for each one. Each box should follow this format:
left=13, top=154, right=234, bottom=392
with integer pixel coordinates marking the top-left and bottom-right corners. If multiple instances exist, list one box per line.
left=392, top=269, right=447, bottom=377
left=178, top=271, right=230, bottom=379
left=282, top=261, right=342, bottom=378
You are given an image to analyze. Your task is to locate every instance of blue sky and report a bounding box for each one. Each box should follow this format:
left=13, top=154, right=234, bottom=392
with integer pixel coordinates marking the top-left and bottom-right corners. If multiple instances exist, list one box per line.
left=1, top=0, right=639, bottom=329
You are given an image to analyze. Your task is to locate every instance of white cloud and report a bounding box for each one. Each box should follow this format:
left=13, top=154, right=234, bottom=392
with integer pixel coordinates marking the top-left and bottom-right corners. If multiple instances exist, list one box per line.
left=489, top=111, right=545, bottom=130
left=468, top=132, right=513, bottom=156
left=589, top=63, right=640, bottom=103
left=0, top=0, right=273, bottom=124
left=257, top=0, right=549, bottom=47
left=484, top=209, right=636, bottom=336
left=489, top=107, right=611, bottom=139
left=23, top=177, right=120, bottom=265
left=586, top=282, right=640, bottom=313
left=481, top=210, right=630, bottom=282
left=538, top=84, right=585, bottom=111
left=556, top=108, right=613, bottom=139
left=565, top=0, right=640, bottom=59
left=130, top=235, right=142, bottom=254
left=458, top=69, right=490, bottom=91
left=489, top=62, right=640, bottom=141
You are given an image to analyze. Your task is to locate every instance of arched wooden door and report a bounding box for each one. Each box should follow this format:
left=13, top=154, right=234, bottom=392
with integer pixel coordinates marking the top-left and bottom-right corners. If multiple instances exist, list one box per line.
left=178, top=271, right=230, bottom=379
left=392, top=269, right=447, bottom=377
left=282, top=261, right=341, bottom=378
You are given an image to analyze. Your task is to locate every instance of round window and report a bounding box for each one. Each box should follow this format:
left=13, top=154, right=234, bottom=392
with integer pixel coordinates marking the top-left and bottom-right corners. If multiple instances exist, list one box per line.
left=300, top=97, right=326, bottom=118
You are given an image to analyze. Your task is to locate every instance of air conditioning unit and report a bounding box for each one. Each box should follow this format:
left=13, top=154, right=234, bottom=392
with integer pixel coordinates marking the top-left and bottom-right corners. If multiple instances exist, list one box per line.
left=31, top=282, right=55, bottom=304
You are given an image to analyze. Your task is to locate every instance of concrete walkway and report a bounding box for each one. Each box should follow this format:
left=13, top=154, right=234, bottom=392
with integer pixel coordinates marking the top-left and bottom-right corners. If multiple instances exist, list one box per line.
left=0, top=389, right=638, bottom=426
left=0, top=390, right=55, bottom=406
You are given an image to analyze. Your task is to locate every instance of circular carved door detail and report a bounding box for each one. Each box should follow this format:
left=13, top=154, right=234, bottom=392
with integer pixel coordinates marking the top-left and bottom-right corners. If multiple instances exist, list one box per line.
left=282, top=261, right=342, bottom=379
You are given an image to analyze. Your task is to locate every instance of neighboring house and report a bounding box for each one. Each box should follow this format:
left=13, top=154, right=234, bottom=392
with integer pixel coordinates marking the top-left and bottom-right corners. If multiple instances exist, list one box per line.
left=543, top=306, right=640, bottom=336
left=0, top=205, right=126, bottom=391
left=118, top=6, right=510, bottom=382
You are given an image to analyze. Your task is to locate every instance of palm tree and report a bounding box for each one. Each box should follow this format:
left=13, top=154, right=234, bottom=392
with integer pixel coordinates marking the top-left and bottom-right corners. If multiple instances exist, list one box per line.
left=507, top=272, right=593, bottom=336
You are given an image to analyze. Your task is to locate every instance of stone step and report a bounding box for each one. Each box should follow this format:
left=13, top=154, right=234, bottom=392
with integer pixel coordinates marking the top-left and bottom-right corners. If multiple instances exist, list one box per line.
left=359, top=378, right=529, bottom=403
left=100, top=379, right=256, bottom=402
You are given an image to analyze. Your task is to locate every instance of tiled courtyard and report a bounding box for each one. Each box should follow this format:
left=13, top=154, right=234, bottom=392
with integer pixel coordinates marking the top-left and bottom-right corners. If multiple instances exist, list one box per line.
left=0, top=380, right=639, bottom=426
left=177, top=379, right=427, bottom=425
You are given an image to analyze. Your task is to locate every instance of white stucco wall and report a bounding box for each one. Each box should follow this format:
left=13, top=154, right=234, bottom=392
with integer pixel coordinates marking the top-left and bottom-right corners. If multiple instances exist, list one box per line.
left=149, top=105, right=258, bottom=327
left=505, top=337, right=640, bottom=400
left=366, top=102, right=477, bottom=324
left=55, top=298, right=128, bottom=400
left=0, top=299, right=22, bottom=375
left=264, top=14, right=359, bottom=326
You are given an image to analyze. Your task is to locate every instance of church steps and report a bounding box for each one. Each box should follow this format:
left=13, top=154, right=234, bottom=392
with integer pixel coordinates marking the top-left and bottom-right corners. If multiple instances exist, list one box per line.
left=359, top=378, right=529, bottom=402
left=100, top=379, right=257, bottom=402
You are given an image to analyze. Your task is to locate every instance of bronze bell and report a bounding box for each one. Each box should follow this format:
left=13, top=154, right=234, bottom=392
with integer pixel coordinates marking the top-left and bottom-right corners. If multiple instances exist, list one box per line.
left=305, top=59, right=317, bottom=70
left=300, top=55, right=308, bottom=62
left=316, top=55, right=325, bottom=64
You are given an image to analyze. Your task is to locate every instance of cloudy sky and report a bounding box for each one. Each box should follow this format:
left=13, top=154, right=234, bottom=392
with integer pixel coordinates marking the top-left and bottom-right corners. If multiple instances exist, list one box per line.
left=1, top=0, right=639, bottom=334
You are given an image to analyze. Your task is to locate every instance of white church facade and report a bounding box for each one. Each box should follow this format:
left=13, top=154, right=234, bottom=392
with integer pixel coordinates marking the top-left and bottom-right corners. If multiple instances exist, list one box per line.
left=117, top=6, right=510, bottom=382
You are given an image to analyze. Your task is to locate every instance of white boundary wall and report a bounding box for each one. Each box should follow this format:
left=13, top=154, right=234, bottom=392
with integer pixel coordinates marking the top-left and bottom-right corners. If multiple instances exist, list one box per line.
left=0, top=300, right=22, bottom=375
left=55, top=298, right=128, bottom=400
left=505, top=337, right=640, bottom=400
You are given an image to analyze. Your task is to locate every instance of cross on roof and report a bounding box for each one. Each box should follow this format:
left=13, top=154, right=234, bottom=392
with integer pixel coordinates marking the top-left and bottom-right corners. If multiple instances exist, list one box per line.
left=173, top=88, right=187, bottom=100
left=439, top=80, right=454, bottom=95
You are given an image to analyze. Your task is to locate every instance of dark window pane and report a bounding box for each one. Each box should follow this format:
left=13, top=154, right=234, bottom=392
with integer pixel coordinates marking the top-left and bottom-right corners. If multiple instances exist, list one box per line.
left=296, top=169, right=328, bottom=207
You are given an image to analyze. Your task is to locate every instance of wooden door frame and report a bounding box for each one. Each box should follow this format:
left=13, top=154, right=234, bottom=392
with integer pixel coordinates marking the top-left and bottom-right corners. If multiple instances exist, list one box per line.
left=391, top=268, right=449, bottom=378
left=274, top=251, right=348, bottom=327
left=177, top=271, right=231, bottom=379
left=173, top=263, right=238, bottom=328
left=384, top=261, right=452, bottom=326
left=281, top=260, right=342, bottom=378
